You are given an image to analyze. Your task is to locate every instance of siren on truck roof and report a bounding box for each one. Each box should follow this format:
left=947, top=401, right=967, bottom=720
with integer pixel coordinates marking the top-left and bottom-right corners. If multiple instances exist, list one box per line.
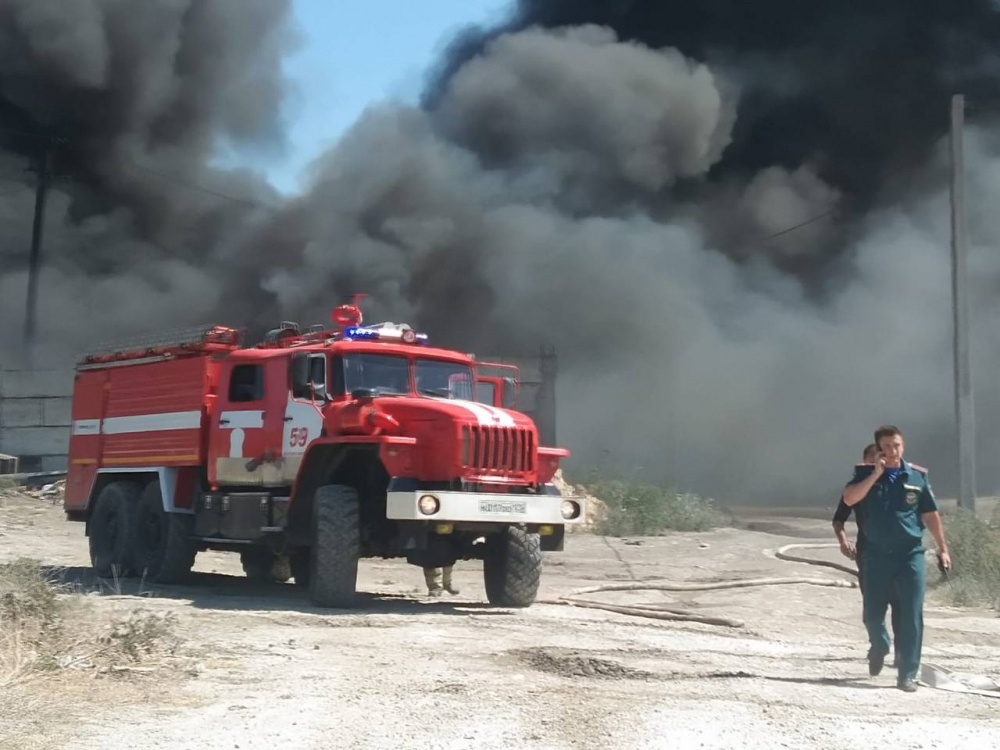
left=342, top=323, right=429, bottom=345
left=331, top=298, right=428, bottom=345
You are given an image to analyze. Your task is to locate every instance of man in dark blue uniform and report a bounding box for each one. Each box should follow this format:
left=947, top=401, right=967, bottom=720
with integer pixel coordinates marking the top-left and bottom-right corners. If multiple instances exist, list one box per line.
left=842, top=425, right=951, bottom=692
left=834, top=442, right=902, bottom=665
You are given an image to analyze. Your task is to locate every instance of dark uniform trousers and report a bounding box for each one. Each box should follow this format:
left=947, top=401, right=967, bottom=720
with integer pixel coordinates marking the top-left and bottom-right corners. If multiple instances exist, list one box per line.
left=861, top=545, right=924, bottom=680
left=854, top=536, right=902, bottom=661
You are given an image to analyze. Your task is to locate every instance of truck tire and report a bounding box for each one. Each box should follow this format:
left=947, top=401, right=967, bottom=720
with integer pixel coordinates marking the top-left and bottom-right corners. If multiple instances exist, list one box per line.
left=89, top=481, right=141, bottom=578
left=241, top=550, right=292, bottom=583
left=309, top=484, right=360, bottom=608
left=484, top=527, right=542, bottom=608
left=132, top=481, right=198, bottom=584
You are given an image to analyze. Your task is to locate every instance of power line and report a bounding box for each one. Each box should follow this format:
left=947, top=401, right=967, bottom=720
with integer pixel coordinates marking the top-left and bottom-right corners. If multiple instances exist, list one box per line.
left=3, top=125, right=274, bottom=209
left=0, top=125, right=66, bottom=143
left=121, top=158, right=275, bottom=210
left=6, top=123, right=847, bottom=238
left=753, top=207, right=836, bottom=245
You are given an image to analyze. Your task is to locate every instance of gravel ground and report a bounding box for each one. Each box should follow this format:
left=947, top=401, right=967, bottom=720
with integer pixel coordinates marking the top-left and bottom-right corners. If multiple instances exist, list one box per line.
left=2, top=488, right=998, bottom=749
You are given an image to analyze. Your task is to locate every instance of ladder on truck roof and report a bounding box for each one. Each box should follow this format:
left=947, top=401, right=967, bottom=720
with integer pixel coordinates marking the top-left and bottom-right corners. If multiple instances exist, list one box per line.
left=76, top=324, right=243, bottom=369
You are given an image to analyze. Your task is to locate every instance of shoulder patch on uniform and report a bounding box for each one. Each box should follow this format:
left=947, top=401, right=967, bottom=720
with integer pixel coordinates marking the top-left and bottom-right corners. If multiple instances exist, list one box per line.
left=909, top=463, right=928, bottom=473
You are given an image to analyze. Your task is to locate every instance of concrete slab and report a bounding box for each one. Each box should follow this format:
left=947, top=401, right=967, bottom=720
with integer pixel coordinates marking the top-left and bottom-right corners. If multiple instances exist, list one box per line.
left=0, top=369, right=73, bottom=398
left=42, top=397, right=72, bottom=425
left=0, top=399, right=44, bottom=427
left=0, top=425, right=71, bottom=456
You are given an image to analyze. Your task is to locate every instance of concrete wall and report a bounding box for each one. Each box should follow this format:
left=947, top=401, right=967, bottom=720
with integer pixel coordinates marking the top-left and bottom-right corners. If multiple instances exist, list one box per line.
left=0, top=368, right=74, bottom=472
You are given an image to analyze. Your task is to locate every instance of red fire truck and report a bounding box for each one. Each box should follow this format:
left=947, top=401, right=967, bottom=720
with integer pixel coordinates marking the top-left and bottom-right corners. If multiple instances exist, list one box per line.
left=63, top=300, right=584, bottom=608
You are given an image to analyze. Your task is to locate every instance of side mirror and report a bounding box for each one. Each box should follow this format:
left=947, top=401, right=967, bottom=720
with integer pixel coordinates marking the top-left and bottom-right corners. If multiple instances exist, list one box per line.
left=310, top=382, right=329, bottom=401
left=501, top=377, right=519, bottom=409
left=291, top=353, right=310, bottom=397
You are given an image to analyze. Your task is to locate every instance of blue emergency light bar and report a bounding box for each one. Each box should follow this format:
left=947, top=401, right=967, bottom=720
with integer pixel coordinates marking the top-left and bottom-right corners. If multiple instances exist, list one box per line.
left=343, top=324, right=429, bottom=345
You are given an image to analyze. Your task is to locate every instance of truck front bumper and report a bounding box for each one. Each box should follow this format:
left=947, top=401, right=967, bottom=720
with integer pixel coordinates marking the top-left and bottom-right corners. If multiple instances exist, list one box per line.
left=386, top=490, right=585, bottom=526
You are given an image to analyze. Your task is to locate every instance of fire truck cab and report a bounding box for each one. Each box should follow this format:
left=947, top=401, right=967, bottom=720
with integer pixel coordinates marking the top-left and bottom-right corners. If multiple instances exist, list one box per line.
left=64, top=302, right=584, bottom=608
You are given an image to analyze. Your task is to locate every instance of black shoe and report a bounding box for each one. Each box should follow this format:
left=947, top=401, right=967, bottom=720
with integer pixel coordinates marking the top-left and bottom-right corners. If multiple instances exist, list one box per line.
left=897, top=679, right=918, bottom=693
left=868, top=651, right=886, bottom=677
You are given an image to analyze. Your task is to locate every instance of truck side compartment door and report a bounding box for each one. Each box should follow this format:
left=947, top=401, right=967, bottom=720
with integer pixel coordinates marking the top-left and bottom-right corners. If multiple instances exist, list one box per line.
left=209, top=359, right=284, bottom=486
left=282, top=353, right=326, bottom=482
left=65, top=369, right=109, bottom=511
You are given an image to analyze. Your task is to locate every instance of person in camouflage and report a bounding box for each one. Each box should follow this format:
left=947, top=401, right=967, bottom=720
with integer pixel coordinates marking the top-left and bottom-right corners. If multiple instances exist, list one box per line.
left=424, top=565, right=460, bottom=597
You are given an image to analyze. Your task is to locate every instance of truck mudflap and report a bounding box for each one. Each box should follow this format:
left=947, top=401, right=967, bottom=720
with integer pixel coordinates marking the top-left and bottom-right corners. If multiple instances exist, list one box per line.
left=386, top=490, right=585, bottom=525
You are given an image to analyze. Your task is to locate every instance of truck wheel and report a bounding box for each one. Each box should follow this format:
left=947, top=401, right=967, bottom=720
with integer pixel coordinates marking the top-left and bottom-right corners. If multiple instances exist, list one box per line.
left=89, top=481, right=141, bottom=578
left=241, top=550, right=292, bottom=583
left=309, top=484, right=360, bottom=608
left=484, top=528, right=542, bottom=608
left=132, top=481, right=197, bottom=584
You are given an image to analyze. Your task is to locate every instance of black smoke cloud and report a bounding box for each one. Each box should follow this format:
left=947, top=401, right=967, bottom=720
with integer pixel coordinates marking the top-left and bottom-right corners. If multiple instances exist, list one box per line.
left=5, top=1, right=1000, bottom=505
left=0, top=0, right=294, bottom=353
left=434, top=1, right=1000, bottom=207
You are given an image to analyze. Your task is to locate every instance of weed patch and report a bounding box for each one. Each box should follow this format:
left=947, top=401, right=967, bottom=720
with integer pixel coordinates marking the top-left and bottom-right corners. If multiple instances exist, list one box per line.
left=935, top=509, right=1000, bottom=609
left=579, top=477, right=728, bottom=536
left=1, top=559, right=183, bottom=688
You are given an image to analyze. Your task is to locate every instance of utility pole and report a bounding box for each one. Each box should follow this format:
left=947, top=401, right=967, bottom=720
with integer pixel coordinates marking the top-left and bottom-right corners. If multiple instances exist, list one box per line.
left=22, top=143, right=52, bottom=364
left=950, top=93, right=976, bottom=514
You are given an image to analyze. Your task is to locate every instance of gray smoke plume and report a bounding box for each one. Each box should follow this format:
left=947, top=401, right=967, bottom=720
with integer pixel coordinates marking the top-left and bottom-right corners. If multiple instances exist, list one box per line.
left=244, top=22, right=1000, bottom=505
left=0, top=0, right=294, bottom=357
left=5, top=3, right=1000, bottom=506
left=434, top=25, right=736, bottom=211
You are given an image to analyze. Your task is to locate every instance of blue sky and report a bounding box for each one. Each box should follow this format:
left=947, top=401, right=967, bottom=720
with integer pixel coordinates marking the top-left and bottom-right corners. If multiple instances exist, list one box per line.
left=259, top=0, right=513, bottom=194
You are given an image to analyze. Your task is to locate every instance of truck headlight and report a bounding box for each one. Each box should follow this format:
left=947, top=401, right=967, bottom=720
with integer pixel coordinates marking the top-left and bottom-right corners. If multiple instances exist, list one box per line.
left=560, top=499, right=581, bottom=520
left=418, top=494, right=440, bottom=516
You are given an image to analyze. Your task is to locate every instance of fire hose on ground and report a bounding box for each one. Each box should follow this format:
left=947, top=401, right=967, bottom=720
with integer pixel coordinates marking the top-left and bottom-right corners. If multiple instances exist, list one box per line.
left=544, top=541, right=1000, bottom=697
left=543, top=542, right=858, bottom=629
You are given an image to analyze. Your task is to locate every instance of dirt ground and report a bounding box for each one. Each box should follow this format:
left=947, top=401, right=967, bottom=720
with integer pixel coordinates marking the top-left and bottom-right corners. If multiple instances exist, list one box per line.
left=2, top=488, right=999, bottom=750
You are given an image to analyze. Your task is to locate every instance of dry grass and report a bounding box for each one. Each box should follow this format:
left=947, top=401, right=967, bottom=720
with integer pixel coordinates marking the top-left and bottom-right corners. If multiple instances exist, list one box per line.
left=0, top=558, right=62, bottom=688
left=1, top=559, right=183, bottom=684
left=577, top=476, right=730, bottom=536
left=0, top=558, right=190, bottom=748
left=935, top=508, right=1000, bottom=610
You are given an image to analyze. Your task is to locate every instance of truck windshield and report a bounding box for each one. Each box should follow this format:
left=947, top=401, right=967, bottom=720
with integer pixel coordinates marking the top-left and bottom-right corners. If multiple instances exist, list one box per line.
left=339, top=354, right=475, bottom=398
left=342, top=354, right=410, bottom=395
left=415, top=359, right=474, bottom=400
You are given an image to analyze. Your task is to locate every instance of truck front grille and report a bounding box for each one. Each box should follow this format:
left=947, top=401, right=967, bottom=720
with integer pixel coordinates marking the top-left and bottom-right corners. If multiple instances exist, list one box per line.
left=461, top=425, right=535, bottom=475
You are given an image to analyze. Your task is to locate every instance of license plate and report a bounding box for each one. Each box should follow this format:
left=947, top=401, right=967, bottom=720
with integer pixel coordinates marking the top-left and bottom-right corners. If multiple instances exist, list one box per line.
left=478, top=499, right=528, bottom=515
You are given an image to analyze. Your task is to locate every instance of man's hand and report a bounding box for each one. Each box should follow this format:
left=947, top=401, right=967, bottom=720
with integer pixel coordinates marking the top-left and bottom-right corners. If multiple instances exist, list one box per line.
left=938, top=550, right=952, bottom=573
left=839, top=540, right=857, bottom=560
left=872, top=451, right=887, bottom=477
left=923, top=512, right=950, bottom=572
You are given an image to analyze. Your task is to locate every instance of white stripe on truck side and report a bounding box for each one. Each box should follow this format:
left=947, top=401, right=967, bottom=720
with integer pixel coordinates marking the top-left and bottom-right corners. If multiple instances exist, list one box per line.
left=218, top=410, right=265, bottom=429
left=100, top=410, right=202, bottom=435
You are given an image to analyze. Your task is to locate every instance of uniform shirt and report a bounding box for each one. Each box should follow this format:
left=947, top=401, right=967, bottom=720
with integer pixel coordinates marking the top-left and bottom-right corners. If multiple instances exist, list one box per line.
left=833, top=463, right=868, bottom=548
left=847, top=460, right=938, bottom=553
